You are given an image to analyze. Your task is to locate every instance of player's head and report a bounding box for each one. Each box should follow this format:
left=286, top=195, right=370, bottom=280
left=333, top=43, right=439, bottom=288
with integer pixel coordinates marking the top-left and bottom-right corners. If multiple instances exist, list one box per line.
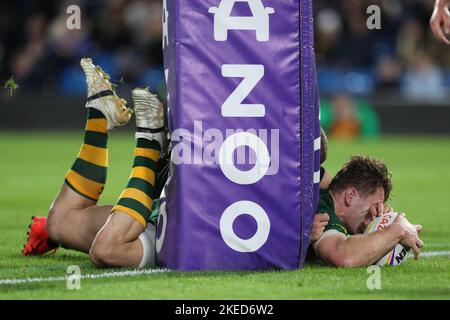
left=320, top=127, right=328, bottom=165
left=329, top=155, right=392, bottom=234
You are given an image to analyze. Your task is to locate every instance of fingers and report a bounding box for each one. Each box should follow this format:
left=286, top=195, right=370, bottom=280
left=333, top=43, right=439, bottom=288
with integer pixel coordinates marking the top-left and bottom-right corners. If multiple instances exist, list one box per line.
left=444, top=9, right=450, bottom=34
left=394, top=213, right=423, bottom=259
left=398, top=213, right=407, bottom=223
left=407, top=235, right=423, bottom=260
left=316, top=226, right=325, bottom=235
left=415, top=224, right=423, bottom=234
left=445, top=20, right=450, bottom=35
left=430, top=10, right=448, bottom=43
left=315, top=221, right=329, bottom=231
left=432, top=19, right=450, bottom=44
left=417, top=238, right=424, bottom=249
left=377, top=203, right=384, bottom=216
left=438, top=29, right=449, bottom=44
left=411, top=243, right=420, bottom=260
left=397, top=214, right=422, bottom=235
left=311, top=214, right=330, bottom=243
left=310, top=226, right=326, bottom=243
left=401, top=217, right=421, bottom=237
left=316, top=213, right=330, bottom=223
left=370, top=206, right=378, bottom=220
left=394, top=213, right=405, bottom=223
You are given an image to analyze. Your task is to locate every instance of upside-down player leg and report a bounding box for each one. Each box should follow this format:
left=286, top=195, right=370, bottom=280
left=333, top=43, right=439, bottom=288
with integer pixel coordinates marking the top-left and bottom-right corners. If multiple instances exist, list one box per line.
left=90, top=88, right=166, bottom=268
left=23, top=58, right=132, bottom=255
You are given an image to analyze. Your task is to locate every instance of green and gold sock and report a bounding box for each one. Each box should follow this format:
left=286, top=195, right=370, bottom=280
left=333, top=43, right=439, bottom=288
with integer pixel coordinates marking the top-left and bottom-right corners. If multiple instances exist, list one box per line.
left=112, top=138, right=161, bottom=227
left=65, top=108, right=108, bottom=201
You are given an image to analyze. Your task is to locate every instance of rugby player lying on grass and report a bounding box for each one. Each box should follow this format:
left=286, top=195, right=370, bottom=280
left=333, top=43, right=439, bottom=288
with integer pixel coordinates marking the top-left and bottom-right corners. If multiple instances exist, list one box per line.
left=23, top=58, right=167, bottom=268
left=310, top=128, right=386, bottom=245
left=23, top=59, right=422, bottom=269
left=22, top=58, right=335, bottom=269
left=310, top=155, right=424, bottom=267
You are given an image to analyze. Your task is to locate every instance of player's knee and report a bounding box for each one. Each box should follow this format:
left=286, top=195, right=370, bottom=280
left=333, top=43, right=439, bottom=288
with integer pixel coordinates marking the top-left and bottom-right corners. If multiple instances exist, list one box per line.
left=89, top=232, right=117, bottom=267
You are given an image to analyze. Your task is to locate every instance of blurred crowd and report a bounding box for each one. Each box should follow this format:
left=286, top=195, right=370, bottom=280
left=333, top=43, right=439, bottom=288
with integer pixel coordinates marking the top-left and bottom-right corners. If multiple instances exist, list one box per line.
left=0, top=0, right=165, bottom=97
left=315, top=0, right=450, bottom=138
left=315, top=0, right=450, bottom=100
left=0, top=0, right=449, bottom=138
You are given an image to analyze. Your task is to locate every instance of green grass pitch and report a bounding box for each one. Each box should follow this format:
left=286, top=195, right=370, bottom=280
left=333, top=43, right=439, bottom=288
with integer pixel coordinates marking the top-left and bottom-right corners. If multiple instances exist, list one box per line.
left=0, top=132, right=449, bottom=299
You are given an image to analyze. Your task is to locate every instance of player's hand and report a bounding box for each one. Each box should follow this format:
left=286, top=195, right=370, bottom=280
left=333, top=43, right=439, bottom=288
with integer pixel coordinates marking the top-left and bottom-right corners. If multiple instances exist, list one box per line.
left=430, top=0, right=450, bottom=45
left=383, top=204, right=392, bottom=214
left=398, top=213, right=423, bottom=234
left=310, top=213, right=330, bottom=243
left=395, top=214, right=424, bottom=260
left=369, top=205, right=379, bottom=220
left=414, top=224, right=423, bottom=234
left=369, top=203, right=391, bottom=220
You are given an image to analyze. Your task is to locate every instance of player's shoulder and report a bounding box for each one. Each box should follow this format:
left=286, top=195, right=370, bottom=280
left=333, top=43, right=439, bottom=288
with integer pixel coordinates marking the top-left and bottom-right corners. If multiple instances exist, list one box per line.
left=317, top=189, right=347, bottom=235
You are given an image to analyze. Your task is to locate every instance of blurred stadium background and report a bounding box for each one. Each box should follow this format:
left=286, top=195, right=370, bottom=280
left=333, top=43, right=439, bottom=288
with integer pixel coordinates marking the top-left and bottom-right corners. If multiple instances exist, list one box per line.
left=1, top=0, right=449, bottom=135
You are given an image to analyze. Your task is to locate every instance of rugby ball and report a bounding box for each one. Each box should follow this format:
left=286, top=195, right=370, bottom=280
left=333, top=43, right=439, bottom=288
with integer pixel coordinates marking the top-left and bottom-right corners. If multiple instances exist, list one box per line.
left=364, top=212, right=409, bottom=266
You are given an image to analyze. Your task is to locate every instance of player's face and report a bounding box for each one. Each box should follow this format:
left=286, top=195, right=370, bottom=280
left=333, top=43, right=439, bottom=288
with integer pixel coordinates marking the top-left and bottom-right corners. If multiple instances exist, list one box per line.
left=345, top=187, right=385, bottom=234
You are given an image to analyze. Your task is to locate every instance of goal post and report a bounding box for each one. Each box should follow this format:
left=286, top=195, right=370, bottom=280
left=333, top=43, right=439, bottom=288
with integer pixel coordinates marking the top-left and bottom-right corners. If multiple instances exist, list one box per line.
left=157, top=0, right=320, bottom=270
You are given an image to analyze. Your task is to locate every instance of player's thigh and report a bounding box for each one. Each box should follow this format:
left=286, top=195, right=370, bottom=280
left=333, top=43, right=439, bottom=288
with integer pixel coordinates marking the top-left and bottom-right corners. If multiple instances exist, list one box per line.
left=78, top=204, right=114, bottom=237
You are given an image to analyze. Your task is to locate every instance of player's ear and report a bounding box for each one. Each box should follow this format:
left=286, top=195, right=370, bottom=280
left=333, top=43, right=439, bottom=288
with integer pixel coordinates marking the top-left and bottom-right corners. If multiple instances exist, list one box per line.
left=344, top=187, right=358, bottom=206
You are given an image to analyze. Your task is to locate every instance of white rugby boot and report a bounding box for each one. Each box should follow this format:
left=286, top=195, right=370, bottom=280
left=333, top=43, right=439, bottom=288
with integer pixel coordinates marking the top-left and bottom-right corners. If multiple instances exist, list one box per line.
left=80, top=58, right=132, bottom=130
left=132, top=87, right=167, bottom=148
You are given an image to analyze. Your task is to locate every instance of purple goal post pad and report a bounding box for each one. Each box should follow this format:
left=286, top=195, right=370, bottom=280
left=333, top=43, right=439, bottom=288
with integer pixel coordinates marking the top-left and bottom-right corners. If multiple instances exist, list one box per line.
left=157, top=0, right=319, bottom=270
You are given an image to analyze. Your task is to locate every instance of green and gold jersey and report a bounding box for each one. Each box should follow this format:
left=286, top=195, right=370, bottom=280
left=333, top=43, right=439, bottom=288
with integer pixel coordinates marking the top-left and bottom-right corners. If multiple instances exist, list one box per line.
left=316, top=189, right=348, bottom=236
left=149, top=199, right=160, bottom=226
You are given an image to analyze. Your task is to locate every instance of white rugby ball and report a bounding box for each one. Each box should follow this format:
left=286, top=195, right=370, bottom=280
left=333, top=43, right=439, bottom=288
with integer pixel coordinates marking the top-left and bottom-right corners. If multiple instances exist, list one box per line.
left=364, top=212, right=409, bottom=266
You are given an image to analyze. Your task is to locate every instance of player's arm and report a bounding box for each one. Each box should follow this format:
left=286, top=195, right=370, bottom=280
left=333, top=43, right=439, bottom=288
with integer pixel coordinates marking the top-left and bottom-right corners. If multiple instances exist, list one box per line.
left=314, top=225, right=404, bottom=267
left=314, top=216, right=423, bottom=268
left=431, top=0, right=450, bottom=45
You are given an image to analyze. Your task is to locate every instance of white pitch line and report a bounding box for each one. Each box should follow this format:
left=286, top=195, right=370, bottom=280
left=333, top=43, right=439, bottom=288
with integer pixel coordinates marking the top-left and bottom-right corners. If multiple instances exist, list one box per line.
left=418, top=251, right=450, bottom=258
left=0, top=268, right=170, bottom=286
left=1, top=251, right=449, bottom=286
